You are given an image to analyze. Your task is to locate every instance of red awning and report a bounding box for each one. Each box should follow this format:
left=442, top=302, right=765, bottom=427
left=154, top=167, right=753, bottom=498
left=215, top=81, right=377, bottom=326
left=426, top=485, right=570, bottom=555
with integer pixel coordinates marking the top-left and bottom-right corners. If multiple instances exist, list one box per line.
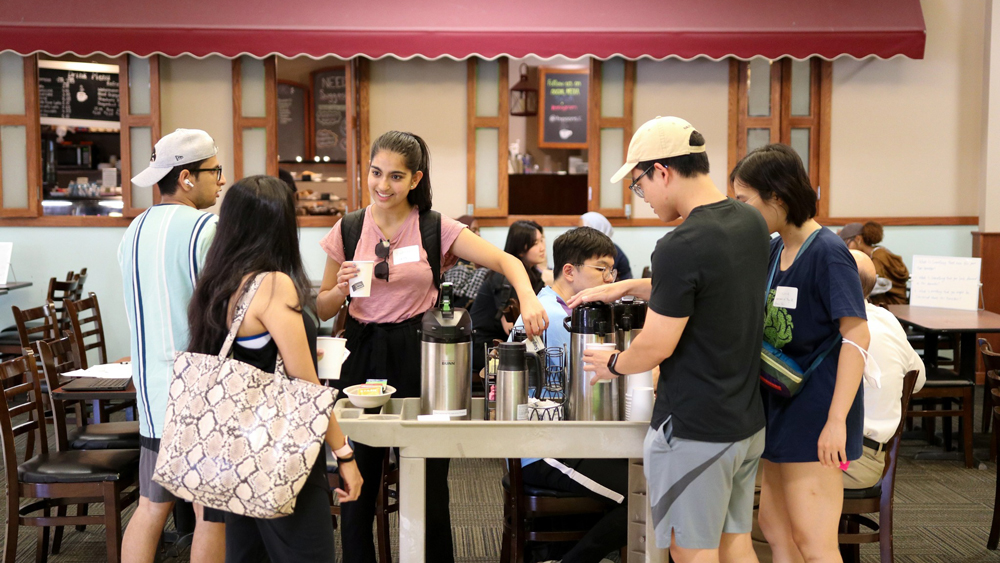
left=0, top=0, right=925, bottom=61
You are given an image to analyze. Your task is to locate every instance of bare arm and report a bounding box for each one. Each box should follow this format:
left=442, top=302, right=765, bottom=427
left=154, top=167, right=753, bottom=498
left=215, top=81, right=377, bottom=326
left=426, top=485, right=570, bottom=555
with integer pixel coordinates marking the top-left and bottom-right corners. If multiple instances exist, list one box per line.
left=582, top=310, right=688, bottom=384
left=566, top=278, right=651, bottom=308
left=817, top=316, right=870, bottom=469
left=449, top=229, right=549, bottom=337
left=317, top=257, right=360, bottom=321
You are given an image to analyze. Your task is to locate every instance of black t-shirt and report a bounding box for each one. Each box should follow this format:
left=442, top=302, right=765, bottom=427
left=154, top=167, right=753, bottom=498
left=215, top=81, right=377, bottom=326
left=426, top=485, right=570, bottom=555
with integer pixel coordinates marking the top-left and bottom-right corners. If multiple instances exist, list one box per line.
left=648, top=198, right=769, bottom=442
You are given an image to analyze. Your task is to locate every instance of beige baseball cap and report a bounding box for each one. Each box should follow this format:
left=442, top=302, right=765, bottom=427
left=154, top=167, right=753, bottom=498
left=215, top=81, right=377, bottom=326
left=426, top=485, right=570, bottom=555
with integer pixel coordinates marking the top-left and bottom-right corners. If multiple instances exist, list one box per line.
left=609, top=116, right=706, bottom=183
left=132, top=128, right=218, bottom=187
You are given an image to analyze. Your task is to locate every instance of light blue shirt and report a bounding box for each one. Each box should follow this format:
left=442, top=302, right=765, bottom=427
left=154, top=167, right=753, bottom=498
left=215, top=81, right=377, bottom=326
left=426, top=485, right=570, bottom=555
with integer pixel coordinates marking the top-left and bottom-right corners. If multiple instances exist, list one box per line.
left=118, top=204, right=217, bottom=438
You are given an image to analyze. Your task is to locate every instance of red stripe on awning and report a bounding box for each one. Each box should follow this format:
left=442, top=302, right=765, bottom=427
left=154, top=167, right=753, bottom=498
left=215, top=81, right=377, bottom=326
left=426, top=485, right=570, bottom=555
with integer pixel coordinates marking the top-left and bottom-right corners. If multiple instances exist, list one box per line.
left=0, top=0, right=926, bottom=61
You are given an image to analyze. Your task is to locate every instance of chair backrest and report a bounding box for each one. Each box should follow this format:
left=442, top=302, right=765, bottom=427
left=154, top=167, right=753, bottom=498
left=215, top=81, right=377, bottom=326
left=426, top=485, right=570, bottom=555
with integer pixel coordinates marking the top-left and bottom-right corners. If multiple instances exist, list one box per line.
left=37, top=336, right=83, bottom=452
left=879, top=370, right=920, bottom=503
left=981, top=339, right=1000, bottom=373
left=69, top=268, right=88, bottom=302
left=65, top=292, right=107, bottom=369
left=12, top=302, right=59, bottom=350
left=47, top=275, right=80, bottom=330
left=0, top=353, right=50, bottom=481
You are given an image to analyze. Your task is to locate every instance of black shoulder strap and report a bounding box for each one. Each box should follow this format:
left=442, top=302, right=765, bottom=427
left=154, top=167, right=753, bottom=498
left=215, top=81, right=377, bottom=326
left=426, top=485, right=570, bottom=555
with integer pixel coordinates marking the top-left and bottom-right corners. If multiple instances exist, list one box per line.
left=341, top=209, right=366, bottom=263
left=419, top=210, right=442, bottom=291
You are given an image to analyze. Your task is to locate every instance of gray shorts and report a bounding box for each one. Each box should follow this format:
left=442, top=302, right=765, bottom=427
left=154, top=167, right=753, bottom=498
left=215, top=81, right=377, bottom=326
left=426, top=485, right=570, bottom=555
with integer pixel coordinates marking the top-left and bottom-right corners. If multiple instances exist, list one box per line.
left=643, top=417, right=765, bottom=550
left=139, top=443, right=226, bottom=523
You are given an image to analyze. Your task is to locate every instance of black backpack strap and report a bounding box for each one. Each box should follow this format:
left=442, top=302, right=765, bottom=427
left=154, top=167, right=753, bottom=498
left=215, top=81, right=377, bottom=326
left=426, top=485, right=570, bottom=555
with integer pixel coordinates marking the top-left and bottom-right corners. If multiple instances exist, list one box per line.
left=340, top=209, right=366, bottom=263
left=419, top=209, right=442, bottom=291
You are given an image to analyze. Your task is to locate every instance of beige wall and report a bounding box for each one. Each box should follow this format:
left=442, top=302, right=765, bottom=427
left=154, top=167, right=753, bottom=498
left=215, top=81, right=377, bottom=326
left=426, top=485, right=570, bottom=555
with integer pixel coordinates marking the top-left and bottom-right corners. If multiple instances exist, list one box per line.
left=368, top=58, right=468, bottom=219
left=159, top=55, right=235, bottom=214
left=828, top=0, right=986, bottom=217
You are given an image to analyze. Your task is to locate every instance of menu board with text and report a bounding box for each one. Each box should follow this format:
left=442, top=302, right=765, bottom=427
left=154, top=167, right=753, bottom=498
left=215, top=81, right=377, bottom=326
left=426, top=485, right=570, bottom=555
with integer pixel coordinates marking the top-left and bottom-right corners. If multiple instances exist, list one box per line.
left=538, top=68, right=589, bottom=149
left=311, top=67, right=348, bottom=163
left=38, top=60, right=120, bottom=129
left=277, top=82, right=309, bottom=162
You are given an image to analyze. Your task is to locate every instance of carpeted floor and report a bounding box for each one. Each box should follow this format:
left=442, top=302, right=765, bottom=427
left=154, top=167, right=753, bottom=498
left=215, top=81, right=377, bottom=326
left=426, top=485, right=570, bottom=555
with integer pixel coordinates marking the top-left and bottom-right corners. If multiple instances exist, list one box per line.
left=3, top=397, right=1000, bottom=562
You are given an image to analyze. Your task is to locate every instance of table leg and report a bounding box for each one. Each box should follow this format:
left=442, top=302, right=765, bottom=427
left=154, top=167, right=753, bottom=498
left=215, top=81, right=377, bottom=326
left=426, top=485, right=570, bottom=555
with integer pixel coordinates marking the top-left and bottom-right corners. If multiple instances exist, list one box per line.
left=924, top=330, right=940, bottom=373
left=398, top=453, right=426, bottom=563
left=91, top=400, right=106, bottom=423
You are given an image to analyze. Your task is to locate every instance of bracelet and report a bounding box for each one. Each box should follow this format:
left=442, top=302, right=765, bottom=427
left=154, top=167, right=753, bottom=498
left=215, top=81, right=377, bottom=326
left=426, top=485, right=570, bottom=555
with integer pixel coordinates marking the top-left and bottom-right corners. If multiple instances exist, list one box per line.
left=336, top=453, right=355, bottom=464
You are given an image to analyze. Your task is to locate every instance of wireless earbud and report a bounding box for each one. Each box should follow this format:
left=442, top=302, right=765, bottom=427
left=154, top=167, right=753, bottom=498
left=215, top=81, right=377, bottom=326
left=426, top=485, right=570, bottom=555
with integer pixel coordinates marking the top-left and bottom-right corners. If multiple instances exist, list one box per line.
left=184, top=180, right=194, bottom=187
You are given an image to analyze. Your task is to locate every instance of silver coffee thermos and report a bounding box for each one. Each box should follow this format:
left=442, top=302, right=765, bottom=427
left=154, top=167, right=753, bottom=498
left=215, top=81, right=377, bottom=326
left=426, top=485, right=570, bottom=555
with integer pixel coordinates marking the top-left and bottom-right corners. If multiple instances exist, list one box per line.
left=495, top=341, right=543, bottom=420
left=564, top=301, right=618, bottom=421
left=613, top=297, right=648, bottom=420
left=420, top=283, right=472, bottom=419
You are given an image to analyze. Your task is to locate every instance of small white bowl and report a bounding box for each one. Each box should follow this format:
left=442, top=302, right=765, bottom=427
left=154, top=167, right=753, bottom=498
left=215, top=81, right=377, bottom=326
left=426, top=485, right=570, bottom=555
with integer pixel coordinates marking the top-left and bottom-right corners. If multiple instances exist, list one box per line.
left=344, top=384, right=396, bottom=409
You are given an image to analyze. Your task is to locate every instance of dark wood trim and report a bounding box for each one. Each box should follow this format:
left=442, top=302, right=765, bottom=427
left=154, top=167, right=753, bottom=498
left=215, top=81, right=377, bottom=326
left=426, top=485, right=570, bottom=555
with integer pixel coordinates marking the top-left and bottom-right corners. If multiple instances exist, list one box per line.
left=475, top=215, right=979, bottom=229
left=467, top=58, right=507, bottom=218
left=497, top=56, right=510, bottom=218
left=973, top=232, right=1000, bottom=377
left=466, top=59, right=477, bottom=217
left=587, top=58, right=601, bottom=214
left=621, top=60, right=636, bottom=217
left=821, top=216, right=978, bottom=226
left=357, top=58, right=370, bottom=211
left=0, top=56, right=41, bottom=217
left=727, top=59, right=740, bottom=198
left=0, top=216, right=134, bottom=227
left=297, top=215, right=339, bottom=228
left=818, top=59, right=833, bottom=219
left=344, top=60, right=356, bottom=212
left=232, top=58, right=244, bottom=180
left=264, top=56, right=278, bottom=177
left=119, top=55, right=134, bottom=215
left=537, top=67, right=589, bottom=150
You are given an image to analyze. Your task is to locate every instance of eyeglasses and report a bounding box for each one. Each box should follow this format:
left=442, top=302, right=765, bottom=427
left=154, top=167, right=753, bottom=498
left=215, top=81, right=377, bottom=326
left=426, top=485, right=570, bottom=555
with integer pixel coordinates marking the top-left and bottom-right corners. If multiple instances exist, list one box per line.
left=627, top=164, right=658, bottom=199
left=374, top=239, right=391, bottom=282
left=577, top=264, right=618, bottom=283
left=191, top=166, right=224, bottom=182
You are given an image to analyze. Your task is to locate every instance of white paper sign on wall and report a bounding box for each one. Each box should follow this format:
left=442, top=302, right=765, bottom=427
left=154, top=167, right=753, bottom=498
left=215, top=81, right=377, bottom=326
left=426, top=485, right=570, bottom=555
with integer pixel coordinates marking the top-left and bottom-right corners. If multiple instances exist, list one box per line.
left=0, top=243, right=12, bottom=285
left=910, top=255, right=982, bottom=311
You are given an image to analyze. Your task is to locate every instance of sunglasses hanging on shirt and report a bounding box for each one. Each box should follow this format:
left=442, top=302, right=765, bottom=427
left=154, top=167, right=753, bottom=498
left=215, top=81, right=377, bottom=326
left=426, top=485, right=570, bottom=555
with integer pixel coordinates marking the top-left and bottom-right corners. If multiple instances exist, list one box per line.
left=374, top=239, right=391, bottom=282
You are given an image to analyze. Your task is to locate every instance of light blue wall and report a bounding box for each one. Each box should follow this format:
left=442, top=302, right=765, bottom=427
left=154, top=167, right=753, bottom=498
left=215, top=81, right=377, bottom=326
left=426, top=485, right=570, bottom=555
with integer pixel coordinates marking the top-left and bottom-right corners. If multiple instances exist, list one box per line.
left=0, top=222, right=977, bottom=362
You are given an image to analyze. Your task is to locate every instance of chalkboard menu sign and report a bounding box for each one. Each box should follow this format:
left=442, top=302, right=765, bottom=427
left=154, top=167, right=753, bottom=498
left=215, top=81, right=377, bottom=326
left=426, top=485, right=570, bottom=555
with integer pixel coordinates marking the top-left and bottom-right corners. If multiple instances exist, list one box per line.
left=38, top=60, right=120, bottom=129
left=538, top=68, right=588, bottom=149
left=311, top=67, right=348, bottom=163
left=277, top=82, right=309, bottom=162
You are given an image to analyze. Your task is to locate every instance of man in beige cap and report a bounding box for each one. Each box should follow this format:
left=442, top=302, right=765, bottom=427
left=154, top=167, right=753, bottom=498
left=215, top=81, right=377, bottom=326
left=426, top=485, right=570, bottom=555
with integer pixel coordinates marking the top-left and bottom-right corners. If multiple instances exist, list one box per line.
left=572, top=117, right=769, bottom=563
left=119, top=128, right=227, bottom=563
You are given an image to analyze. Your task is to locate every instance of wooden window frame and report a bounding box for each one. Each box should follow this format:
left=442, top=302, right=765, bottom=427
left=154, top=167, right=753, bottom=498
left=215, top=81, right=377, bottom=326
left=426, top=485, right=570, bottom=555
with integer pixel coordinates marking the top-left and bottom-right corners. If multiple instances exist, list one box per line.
left=121, top=55, right=162, bottom=217
left=466, top=57, right=510, bottom=218
left=588, top=58, right=635, bottom=219
left=728, top=58, right=832, bottom=217
left=232, top=56, right=279, bottom=181
left=0, top=56, right=41, bottom=218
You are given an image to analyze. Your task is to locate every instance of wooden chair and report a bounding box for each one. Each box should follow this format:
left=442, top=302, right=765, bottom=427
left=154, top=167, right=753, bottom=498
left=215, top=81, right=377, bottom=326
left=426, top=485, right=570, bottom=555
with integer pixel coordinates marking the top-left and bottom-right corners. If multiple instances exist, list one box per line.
left=988, top=386, right=1000, bottom=550
left=327, top=448, right=398, bottom=562
left=906, top=367, right=975, bottom=468
left=65, top=292, right=108, bottom=370
left=68, top=268, right=88, bottom=302
left=500, top=459, right=621, bottom=563
left=980, top=339, right=1000, bottom=433
left=0, top=352, right=140, bottom=563
left=990, top=371, right=1000, bottom=462
left=47, top=275, right=80, bottom=332
left=838, top=370, right=920, bottom=563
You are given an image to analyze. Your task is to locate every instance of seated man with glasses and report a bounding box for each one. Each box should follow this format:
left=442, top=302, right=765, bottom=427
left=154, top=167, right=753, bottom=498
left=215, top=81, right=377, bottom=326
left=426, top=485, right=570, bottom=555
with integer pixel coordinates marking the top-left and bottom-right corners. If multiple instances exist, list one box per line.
left=509, top=226, right=626, bottom=563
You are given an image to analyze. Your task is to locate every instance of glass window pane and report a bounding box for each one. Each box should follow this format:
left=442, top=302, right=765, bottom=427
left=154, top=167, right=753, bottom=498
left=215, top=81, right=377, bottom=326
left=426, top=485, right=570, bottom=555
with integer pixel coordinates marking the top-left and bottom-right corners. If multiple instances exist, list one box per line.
left=600, top=128, right=624, bottom=209
left=1, top=126, right=28, bottom=208
left=476, top=59, right=499, bottom=118
left=130, top=127, right=154, bottom=208
left=601, top=58, right=625, bottom=118
left=747, top=128, right=770, bottom=153
left=790, top=128, right=811, bottom=174
left=0, top=53, right=25, bottom=115
left=242, top=128, right=267, bottom=178
left=790, top=59, right=811, bottom=116
left=747, top=58, right=771, bottom=117
left=474, top=128, right=499, bottom=208
left=128, top=55, right=151, bottom=115
left=240, top=56, right=266, bottom=119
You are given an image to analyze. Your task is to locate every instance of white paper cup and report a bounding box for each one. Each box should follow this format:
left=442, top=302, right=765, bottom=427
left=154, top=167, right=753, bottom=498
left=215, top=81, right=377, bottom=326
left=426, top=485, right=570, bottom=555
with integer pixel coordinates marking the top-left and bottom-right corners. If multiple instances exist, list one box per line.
left=349, top=261, right=374, bottom=298
left=316, top=337, right=350, bottom=380
left=584, top=343, right=617, bottom=382
left=626, top=370, right=654, bottom=393
left=628, top=386, right=655, bottom=422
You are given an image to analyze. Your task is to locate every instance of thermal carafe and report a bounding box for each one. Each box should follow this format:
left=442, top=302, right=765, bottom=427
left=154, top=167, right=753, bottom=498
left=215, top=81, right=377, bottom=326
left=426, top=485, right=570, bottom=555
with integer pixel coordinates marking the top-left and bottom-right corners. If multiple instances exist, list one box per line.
left=420, top=283, right=473, bottom=419
left=564, top=301, right=618, bottom=421
left=495, top=341, right=543, bottom=420
left=613, top=297, right=648, bottom=419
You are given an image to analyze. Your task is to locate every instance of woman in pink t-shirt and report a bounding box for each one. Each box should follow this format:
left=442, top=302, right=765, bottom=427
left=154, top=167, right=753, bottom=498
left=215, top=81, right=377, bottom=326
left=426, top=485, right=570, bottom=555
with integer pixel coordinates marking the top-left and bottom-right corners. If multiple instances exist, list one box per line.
left=317, top=131, right=547, bottom=563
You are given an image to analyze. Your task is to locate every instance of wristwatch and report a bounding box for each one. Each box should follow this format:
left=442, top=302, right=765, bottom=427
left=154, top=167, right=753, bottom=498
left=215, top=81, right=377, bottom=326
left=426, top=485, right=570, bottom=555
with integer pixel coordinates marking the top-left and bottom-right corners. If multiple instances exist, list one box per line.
left=607, top=351, right=625, bottom=377
left=334, top=438, right=354, bottom=462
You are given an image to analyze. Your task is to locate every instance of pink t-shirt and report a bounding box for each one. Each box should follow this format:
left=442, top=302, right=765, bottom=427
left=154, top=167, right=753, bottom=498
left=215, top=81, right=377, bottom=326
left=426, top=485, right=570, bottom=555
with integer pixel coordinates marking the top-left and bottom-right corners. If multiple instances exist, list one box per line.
left=319, top=206, right=466, bottom=324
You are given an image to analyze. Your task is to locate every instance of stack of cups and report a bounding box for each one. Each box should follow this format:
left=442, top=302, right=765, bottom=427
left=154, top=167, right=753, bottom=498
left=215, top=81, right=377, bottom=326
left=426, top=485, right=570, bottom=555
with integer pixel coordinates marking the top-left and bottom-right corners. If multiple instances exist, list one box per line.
left=626, top=386, right=655, bottom=422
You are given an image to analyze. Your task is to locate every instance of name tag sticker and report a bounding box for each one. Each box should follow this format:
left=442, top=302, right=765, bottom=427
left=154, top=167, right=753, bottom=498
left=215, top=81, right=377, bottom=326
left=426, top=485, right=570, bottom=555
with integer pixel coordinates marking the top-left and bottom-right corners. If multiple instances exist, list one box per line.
left=393, top=245, right=420, bottom=264
left=773, top=286, right=798, bottom=309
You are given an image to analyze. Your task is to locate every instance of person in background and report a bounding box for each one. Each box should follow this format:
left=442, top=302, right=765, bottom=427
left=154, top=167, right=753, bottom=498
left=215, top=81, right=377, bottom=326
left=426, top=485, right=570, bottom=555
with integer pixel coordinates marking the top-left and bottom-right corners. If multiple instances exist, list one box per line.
left=839, top=221, right=909, bottom=306
left=443, top=215, right=490, bottom=308
left=845, top=250, right=925, bottom=489
left=580, top=211, right=633, bottom=280
left=732, top=143, right=869, bottom=563
left=186, top=175, right=362, bottom=562
left=316, top=131, right=548, bottom=563
left=118, top=129, right=227, bottom=563
left=470, top=220, right=547, bottom=374
left=510, top=227, right=627, bottom=563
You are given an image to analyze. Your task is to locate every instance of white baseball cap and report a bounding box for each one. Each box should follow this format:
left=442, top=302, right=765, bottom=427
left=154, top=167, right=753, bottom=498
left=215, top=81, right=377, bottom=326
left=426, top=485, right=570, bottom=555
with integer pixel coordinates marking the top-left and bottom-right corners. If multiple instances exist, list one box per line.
left=609, top=116, right=706, bottom=183
left=131, top=128, right=218, bottom=187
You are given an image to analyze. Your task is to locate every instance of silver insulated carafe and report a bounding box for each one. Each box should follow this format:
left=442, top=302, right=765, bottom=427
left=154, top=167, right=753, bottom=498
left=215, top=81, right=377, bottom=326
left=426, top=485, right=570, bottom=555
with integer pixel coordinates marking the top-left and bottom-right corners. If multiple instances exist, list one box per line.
left=495, top=341, right=543, bottom=420
left=420, top=283, right=472, bottom=419
left=564, top=301, right=617, bottom=421
left=613, top=297, right=648, bottom=420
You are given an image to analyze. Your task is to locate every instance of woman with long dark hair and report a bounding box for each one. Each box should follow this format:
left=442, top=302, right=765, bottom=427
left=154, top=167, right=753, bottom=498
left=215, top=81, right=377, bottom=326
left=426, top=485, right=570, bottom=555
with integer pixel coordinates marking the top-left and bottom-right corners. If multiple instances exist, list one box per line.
left=188, top=175, right=362, bottom=563
left=470, top=220, right=547, bottom=372
left=315, top=130, right=548, bottom=563
left=731, top=144, right=870, bottom=563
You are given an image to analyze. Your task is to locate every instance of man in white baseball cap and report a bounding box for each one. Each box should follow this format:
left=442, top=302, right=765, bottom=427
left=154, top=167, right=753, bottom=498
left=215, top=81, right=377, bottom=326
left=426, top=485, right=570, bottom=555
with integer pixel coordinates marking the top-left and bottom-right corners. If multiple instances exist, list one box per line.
left=119, top=128, right=227, bottom=563
left=572, top=116, right=770, bottom=563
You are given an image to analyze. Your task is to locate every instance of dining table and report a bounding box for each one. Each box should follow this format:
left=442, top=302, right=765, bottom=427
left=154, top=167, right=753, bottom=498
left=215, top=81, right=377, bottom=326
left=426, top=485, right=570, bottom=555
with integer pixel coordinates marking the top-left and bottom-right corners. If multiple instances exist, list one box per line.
left=50, top=358, right=136, bottom=423
left=0, top=281, right=32, bottom=296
